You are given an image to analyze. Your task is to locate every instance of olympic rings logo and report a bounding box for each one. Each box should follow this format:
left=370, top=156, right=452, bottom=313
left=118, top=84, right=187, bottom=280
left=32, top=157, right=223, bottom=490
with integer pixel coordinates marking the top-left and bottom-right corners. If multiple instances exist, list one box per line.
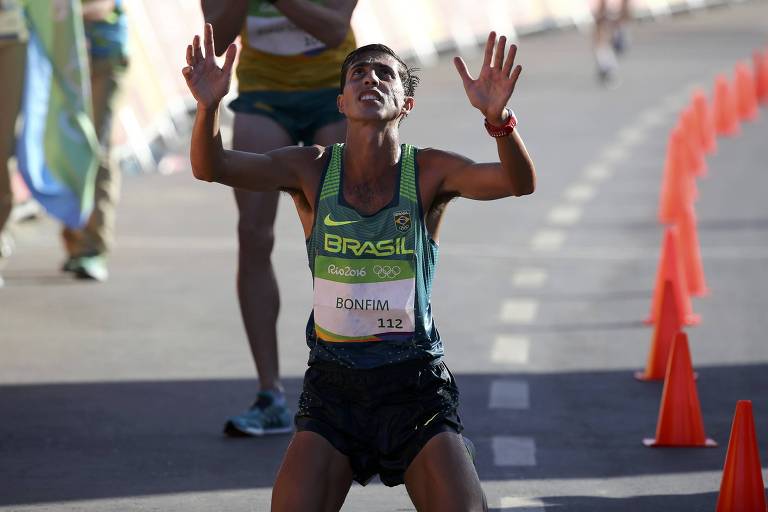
left=373, top=265, right=402, bottom=279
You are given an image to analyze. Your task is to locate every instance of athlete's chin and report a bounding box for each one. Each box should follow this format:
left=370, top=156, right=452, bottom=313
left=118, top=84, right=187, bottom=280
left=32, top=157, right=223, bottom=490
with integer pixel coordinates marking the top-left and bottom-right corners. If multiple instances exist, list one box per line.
left=346, top=111, right=399, bottom=125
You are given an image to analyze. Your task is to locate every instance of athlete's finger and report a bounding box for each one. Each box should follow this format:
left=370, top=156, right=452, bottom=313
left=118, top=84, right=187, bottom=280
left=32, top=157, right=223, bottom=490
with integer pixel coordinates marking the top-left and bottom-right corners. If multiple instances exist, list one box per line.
left=509, top=64, right=523, bottom=91
left=481, top=32, right=495, bottom=70
left=453, top=56, right=473, bottom=86
left=181, top=65, right=193, bottom=81
left=204, top=23, right=215, bottom=60
left=221, top=43, right=237, bottom=75
left=193, top=35, right=202, bottom=65
left=494, top=36, right=506, bottom=70
left=186, top=43, right=193, bottom=66
left=502, top=44, right=518, bottom=77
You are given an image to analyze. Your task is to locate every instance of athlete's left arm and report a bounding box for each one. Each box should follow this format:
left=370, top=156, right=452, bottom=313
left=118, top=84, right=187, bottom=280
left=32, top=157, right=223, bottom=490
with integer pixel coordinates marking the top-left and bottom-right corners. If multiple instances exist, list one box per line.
left=439, top=32, right=536, bottom=200
left=273, top=0, right=358, bottom=48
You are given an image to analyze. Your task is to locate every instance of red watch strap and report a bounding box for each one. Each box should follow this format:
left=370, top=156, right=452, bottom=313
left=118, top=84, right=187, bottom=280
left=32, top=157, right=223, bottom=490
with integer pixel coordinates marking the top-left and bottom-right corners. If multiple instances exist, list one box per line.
left=484, top=109, right=517, bottom=137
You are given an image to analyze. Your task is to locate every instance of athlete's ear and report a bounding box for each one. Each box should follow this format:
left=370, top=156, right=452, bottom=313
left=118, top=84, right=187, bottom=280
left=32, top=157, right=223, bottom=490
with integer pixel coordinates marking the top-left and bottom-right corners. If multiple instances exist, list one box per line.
left=337, top=94, right=345, bottom=114
left=401, top=96, right=415, bottom=116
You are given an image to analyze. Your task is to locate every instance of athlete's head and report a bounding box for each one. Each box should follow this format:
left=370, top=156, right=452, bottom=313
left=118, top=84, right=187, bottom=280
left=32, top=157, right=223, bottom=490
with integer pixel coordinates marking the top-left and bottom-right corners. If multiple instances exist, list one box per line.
left=338, top=44, right=420, bottom=124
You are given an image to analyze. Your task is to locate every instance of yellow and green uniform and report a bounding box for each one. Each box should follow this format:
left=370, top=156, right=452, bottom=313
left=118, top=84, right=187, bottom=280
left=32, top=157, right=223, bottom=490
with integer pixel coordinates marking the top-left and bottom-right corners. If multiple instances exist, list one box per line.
left=236, top=0, right=356, bottom=92
left=305, top=144, right=442, bottom=369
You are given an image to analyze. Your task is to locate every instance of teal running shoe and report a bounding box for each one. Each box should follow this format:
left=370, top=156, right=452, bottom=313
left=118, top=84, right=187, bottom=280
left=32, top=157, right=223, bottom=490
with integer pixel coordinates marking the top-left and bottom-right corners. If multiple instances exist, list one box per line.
left=73, top=254, right=108, bottom=282
left=224, top=391, right=293, bottom=437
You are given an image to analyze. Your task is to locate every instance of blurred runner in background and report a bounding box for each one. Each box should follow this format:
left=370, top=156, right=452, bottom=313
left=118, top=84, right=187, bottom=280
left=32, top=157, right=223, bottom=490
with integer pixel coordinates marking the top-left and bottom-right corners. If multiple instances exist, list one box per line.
left=594, top=0, right=631, bottom=83
left=200, top=0, right=358, bottom=438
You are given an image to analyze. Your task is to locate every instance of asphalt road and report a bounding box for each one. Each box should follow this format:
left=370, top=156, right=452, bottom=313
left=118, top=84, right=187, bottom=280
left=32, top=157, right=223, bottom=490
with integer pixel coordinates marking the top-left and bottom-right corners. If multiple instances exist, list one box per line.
left=2, top=2, right=768, bottom=510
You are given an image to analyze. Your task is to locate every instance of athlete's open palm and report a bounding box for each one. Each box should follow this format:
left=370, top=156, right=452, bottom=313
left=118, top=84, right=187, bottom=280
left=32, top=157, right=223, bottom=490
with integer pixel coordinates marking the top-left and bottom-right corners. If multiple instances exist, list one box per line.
left=454, top=32, right=522, bottom=124
left=182, top=23, right=237, bottom=109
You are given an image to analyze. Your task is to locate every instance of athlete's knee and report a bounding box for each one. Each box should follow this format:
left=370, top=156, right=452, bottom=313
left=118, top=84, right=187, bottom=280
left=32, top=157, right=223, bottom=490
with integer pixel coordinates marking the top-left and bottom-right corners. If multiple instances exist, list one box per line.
left=237, top=224, right=275, bottom=255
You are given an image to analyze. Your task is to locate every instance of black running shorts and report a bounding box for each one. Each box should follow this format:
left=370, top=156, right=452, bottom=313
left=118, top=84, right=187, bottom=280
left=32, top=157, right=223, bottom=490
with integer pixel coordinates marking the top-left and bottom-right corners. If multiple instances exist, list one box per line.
left=295, top=358, right=463, bottom=487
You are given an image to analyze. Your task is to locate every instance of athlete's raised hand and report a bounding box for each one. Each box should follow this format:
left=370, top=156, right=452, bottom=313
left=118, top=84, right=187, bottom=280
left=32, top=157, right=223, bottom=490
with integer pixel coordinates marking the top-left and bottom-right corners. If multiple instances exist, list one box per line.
left=182, top=23, right=237, bottom=109
left=453, top=32, right=522, bottom=125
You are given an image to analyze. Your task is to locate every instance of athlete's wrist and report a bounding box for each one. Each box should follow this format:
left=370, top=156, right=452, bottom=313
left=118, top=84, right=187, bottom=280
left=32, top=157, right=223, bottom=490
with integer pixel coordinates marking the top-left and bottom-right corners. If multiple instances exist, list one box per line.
left=484, top=108, right=517, bottom=138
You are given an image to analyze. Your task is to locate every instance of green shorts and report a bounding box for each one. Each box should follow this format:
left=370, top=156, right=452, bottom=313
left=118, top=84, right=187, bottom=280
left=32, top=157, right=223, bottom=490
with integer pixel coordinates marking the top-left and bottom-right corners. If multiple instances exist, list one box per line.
left=228, top=88, right=344, bottom=145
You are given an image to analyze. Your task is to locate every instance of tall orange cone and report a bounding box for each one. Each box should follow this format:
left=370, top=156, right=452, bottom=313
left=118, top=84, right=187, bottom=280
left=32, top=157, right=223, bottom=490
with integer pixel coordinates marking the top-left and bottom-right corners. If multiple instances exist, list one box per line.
left=643, top=332, right=716, bottom=447
left=682, top=107, right=707, bottom=178
left=715, top=401, right=768, bottom=512
left=658, top=127, right=696, bottom=224
left=713, top=74, right=740, bottom=137
left=646, top=227, right=700, bottom=326
left=677, top=203, right=709, bottom=297
left=635, top=280, right=681, bottom=381
left=754, top=50, right=768, bottom=105
left=693, top=89, right=717, bottom=155
left=735, top=62, right=759, bottom=122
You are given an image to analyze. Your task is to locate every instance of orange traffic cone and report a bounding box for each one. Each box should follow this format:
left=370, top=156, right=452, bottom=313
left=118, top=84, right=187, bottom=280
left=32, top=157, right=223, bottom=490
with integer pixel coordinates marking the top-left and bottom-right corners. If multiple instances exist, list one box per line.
left=693, top=89, right=717, bottom=155
left=713, top=74, right=740, bottom=137
left=755, top=50, right=768, bottom=105
left=677, top=203, right=709, bottom=297
left=643, top=332, right=716, bottom=447
left=715, top=401, right=768, bottom=512
left=636, top=280, right=681, bottom=381
left=735, top=62, right=759, bottom=122
left=658, top=127, right=696, bottom=224
left=682, top=107, right=707, bottom=178
left=646, top=227, right=700, bottom=326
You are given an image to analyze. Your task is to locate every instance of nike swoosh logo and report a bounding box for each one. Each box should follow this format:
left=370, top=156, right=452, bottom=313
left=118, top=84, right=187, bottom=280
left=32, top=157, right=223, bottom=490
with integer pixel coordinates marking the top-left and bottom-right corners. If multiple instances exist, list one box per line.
left=323, top=214, right=361, bottom=227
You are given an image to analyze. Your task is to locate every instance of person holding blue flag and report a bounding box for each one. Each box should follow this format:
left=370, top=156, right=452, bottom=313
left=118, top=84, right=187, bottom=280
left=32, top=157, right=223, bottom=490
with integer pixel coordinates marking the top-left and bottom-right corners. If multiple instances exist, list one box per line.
left=10, top=0, right=127, bottom=283
left=60, top=0, right=129, bottom=281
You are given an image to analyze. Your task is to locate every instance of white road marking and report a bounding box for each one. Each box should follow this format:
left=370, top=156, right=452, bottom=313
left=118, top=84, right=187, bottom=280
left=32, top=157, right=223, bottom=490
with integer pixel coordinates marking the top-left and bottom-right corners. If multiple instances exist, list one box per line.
left=489, top=380, right=530, bottom=409
left=511, top=268, right=548, bottom=288
left=499, top=496, right=546, bottom=511
left=530, top=229, right=566, bottom=251
left=500, top=299, right=539, bottom=324
left=617, top=124, right=647, bottom=146
left=599, top=144, right=630, bottom=165
left=491, top=336, right=530, bottom=364
left=563, top=183, right=596, bottom=202
left=493, top=436, right=537, bottom=466
left=582, top=163, right=613, bottom=182
left=547, top=205, right=583, bottom=226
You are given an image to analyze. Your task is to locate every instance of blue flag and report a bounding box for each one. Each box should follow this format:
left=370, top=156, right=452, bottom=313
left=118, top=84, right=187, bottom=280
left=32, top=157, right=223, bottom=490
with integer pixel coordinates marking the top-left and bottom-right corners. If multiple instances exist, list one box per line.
left=16, top=0, right=98, bottom=229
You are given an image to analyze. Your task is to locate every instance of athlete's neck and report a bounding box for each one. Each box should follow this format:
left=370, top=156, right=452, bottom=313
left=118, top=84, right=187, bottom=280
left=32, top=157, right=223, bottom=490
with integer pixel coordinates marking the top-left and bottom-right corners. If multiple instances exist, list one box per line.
left=342, top=123, right=401, bottom=182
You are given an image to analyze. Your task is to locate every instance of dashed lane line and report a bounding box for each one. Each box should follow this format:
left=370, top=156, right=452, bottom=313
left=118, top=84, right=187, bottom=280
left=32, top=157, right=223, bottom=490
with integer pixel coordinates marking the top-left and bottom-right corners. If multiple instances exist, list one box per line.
left=489, top=380, right=530, bottom=409
left=492, top=436, right=537, bottom=466
left=500, top=299, right=539, bottom=324
left=529, top=229, right=566, bottom=251
left=546, top=205, right=583, bottom=226
left=491, top=336, right=530, bottom=364
left=510, top=268, right=548, bottom=288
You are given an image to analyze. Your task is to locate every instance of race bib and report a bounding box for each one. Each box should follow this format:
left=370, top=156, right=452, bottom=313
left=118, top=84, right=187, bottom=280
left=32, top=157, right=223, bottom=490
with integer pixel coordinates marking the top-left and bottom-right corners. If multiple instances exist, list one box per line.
left=245, top=15, right=325, bottom=56
left=313, top=255, right=415, bottom=342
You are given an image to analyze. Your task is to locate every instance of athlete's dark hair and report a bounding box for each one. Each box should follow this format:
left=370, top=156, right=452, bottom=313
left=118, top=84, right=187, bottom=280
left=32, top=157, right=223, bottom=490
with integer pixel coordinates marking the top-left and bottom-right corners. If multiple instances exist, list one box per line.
left=339, top=44, right=420, bottom=98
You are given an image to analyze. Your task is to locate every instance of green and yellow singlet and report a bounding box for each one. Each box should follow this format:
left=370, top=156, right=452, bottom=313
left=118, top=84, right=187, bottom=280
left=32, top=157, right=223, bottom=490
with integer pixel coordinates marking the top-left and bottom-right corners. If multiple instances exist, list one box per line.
left=236, top=0, right=356, bottom=92
left=305, top=144, right=442, bottom=369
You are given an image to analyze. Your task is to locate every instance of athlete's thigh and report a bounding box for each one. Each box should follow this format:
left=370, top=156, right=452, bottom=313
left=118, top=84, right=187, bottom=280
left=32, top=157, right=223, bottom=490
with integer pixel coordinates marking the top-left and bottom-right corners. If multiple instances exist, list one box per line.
left=271, top=431, right=354, bottom=512
left=404, top=431, right=486, bottom=512
left=312, top=119, right=347, bottom=147
left=232, top=112, right=292, bottom=231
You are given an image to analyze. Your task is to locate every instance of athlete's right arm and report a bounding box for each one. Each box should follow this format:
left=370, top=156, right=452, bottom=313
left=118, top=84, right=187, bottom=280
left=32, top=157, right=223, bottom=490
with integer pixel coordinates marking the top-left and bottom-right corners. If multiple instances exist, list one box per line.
left=183, top=24, right=302, bottom=192
left=200, top=0, right=247, bottom=56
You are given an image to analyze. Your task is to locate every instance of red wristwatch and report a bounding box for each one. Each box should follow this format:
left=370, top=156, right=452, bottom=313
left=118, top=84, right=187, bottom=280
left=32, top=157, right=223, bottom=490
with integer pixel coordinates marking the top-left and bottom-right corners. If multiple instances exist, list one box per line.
left=484, top=109, right=517, bottom=137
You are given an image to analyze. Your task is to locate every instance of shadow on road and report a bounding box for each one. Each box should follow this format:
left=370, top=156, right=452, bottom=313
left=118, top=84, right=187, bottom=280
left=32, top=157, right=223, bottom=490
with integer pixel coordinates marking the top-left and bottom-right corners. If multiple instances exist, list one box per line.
left=1, top=364, right=765, bottom=506
left=490, top=491, right=720, bottom=512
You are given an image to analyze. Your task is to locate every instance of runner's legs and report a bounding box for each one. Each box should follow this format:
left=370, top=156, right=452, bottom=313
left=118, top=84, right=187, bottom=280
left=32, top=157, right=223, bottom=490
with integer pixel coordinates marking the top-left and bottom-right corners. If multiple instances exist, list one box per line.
left=271, top=431, right=354, bottom=512
left=404, top=431, right=487, bottom=512
left=232, top=111, right=292, bottom=392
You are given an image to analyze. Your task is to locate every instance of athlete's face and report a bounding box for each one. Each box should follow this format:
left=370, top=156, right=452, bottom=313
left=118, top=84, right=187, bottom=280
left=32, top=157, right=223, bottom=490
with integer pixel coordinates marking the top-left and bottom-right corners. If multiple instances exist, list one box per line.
left=338, top=52, right=414, bottom=123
